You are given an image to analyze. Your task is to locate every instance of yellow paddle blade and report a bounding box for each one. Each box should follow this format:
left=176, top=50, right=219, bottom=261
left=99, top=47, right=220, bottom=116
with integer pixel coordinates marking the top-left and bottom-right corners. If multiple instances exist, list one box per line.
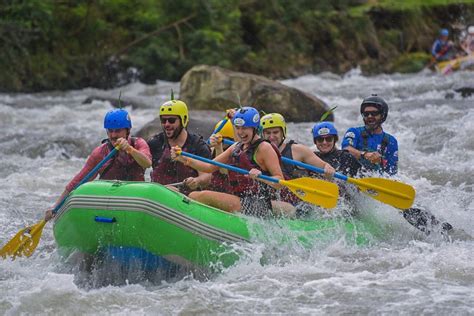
left=348, top=177, right=415, bottom=209
left=0, top=220, right=46, bottom=259
left=281, top=177, right=339, bottom=208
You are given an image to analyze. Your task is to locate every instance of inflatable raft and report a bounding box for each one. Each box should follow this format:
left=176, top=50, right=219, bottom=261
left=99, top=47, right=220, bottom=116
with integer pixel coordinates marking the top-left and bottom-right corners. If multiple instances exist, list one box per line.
left=436, top=54, right=474, bottom=74
left=53, top=181, right=381, bottom=276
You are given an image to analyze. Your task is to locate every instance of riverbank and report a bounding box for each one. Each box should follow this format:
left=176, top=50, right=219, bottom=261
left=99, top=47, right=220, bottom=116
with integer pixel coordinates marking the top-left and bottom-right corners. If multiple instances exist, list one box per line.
left=1, top=1, right=473, bottom=92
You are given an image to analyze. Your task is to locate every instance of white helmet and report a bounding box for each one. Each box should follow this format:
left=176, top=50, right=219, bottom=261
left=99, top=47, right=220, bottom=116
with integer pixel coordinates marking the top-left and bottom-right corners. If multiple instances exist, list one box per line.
left=468, top=25, right=474, bottom=34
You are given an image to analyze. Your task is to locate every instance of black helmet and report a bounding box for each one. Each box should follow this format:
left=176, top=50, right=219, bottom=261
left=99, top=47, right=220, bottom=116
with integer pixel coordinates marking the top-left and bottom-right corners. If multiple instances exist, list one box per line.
left=360, top=94, right=388, bottom=123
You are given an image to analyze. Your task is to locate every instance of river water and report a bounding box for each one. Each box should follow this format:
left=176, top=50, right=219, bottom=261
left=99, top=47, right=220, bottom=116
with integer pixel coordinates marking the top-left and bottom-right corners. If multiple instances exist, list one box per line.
left=1, top=69, right=473, bottom=314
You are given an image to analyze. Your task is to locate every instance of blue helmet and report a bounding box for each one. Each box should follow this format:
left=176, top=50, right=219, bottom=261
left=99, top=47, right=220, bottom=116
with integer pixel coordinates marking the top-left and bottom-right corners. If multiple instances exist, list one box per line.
left=440, top=28, right=449, bottom=36
left=104, top=109, right=132, bottom=129
left=232, top=107, right=260, bottom=128
left=312, top=122, right=338, bottom=139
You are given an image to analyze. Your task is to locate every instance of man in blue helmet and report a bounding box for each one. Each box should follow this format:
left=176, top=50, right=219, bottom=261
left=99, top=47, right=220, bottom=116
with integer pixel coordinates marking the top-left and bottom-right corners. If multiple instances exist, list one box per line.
left=45, top=108, right=152, bottom=221
left=341, top=95, right=398, bottom=175
left=431, top=28, right=455, bottom=62
left=313, top=122, right=361, bottom=177
left=323, top=120, right=453, bottom=234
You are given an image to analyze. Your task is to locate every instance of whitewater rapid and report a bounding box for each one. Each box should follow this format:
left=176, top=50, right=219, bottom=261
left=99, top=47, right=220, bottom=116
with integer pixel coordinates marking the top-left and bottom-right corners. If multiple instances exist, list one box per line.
left=0, top=69, right=473, bottom=314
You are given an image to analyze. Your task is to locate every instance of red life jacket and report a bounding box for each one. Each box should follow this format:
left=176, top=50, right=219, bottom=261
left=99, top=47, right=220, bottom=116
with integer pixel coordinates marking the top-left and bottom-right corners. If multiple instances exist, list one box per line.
left=278, top=140, right=308, bottom=205
left=100, top=137, right=146, bottom=181
left=209, top=170, right=232, bottom=193
left=149, top=133, right=203, bottom=186
left=228, top=139, right=281, bottom=196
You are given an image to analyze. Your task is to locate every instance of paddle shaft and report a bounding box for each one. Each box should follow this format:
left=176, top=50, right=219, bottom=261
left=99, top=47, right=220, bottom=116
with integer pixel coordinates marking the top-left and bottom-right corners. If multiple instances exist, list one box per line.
left=53, top=148, right=118, bottom=214
left=168, top=181, right=185, bottom=187
left=179, top=151, right=279, bottom=184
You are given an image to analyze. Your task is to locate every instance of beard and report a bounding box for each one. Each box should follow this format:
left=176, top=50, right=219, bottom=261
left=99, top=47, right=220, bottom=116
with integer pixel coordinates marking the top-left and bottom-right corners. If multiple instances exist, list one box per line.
left=165, top=126, right=183, bottom=139
left=364, top=118, right=382, bottom=131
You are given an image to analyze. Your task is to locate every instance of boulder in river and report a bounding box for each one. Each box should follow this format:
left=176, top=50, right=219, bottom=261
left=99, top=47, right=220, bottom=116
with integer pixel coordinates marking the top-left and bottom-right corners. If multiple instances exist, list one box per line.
left=82, top=95, right=149, bottom=109
left=179, top=65, right=333, bottom=122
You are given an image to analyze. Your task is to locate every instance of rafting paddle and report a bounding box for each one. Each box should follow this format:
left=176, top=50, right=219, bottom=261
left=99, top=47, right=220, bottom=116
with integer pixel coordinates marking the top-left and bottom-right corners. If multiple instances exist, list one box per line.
left=176, top=149, right=339, bottom=208
left=280, top=158, right=415, bottom=209
left=272, top=146, right=455, bottom=235
left=221, top=139, right=415, bottom=209
left=0, top=148, right=119, bottom=259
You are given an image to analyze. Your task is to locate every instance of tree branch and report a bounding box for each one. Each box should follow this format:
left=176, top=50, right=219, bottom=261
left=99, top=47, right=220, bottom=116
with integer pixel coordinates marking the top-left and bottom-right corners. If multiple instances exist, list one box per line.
left=174, top=23, right=185, bottom=61
left=112, top=13, right=196, bottom=58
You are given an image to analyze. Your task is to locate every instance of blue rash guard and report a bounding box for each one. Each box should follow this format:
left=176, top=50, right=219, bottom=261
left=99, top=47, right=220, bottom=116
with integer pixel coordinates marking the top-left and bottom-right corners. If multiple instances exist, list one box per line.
left=341, top=126, right=398, bottom=175
left=431, top=39, right=452, bottom=61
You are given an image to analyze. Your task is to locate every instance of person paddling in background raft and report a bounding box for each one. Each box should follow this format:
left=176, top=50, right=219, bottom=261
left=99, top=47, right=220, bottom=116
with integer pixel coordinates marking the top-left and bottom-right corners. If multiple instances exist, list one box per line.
left=147, top=99, right=211, bottom=194
left=312, top=122, right=361, bottom=177
left=170, top=106, right=284, bottom=217
left=431, top=28, right=455, bottom=62
left=342, top=95, right=398, bottom=176
left=45, top=109, right=152, bottom=221
left=460, top=25, right=474, bottom=55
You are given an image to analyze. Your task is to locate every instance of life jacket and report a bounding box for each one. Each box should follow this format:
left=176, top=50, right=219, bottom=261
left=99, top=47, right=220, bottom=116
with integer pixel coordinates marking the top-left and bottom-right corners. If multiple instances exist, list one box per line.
left=100, top=137, right=145, bottom=181
left=315, top=149, right=361, bottom=177
left=275, top=140, right=306, bottom=205
left=228, top=139, right=280, bottom=196
left=149, top=132, right=200, bottom=185
left=209, top=170, right=232, bottom=193
left=280, top=140, right=309, bottom=180
left=360, top=129, right=390, bottom=171
left=280, top=140, right=296, bottom=178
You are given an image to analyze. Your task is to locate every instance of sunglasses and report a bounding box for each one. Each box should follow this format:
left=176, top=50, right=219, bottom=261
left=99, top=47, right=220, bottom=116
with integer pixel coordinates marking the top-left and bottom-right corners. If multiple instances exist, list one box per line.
left=315, top=136, right=335, bottom=143
left=362, top=111, right=381, bottom=118
left=160, top=117, right=178, bottom=124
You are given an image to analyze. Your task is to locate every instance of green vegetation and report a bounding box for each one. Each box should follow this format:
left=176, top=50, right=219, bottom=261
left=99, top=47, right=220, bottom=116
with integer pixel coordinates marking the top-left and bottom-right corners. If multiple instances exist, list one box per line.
left=350, top=0, right=474, bottom=16
left=0, top=0, right=472, bottom=92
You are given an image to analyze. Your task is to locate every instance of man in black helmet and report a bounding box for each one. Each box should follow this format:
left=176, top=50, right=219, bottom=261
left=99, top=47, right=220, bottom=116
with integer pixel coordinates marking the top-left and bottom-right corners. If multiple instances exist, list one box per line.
left=341, top=95, right=398, bottom=175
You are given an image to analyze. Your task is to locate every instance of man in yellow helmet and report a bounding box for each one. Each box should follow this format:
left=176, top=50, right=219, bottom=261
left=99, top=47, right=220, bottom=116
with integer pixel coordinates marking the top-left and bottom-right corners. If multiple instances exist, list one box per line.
left=147, top=99, right=211, bottom=194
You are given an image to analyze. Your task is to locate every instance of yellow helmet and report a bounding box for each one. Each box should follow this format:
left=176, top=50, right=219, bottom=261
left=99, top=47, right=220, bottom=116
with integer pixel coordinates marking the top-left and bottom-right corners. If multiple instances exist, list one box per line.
left=214, top=119, right=234, bottom=140
left=159, top=100, right=189, bottom=127
left=260, top=113, right=287, bottom=138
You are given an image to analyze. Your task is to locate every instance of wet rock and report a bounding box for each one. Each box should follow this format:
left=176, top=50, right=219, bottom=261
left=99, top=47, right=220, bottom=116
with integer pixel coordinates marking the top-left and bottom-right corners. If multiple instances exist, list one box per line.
left=454, top=87, right=474, bottom=98
left=179, top=65, right=333, bottom=122
left=82, top=96, right=149, bottom=109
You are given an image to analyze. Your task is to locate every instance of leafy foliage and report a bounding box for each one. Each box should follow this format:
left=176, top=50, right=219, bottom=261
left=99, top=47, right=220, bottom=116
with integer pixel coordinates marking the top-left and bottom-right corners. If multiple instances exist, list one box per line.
left=0, top=0, right=471, bottom=92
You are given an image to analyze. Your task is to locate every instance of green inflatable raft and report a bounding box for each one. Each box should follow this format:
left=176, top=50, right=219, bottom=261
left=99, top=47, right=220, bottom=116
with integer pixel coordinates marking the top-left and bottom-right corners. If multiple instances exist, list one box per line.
left=53, top=180, right=381, bottom=276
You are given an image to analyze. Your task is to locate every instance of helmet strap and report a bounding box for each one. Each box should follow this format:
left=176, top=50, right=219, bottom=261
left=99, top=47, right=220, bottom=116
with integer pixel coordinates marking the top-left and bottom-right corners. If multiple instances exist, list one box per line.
left=277, top=138, right=285, bottom=149
left=250, top=129, right=258, bottom=144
